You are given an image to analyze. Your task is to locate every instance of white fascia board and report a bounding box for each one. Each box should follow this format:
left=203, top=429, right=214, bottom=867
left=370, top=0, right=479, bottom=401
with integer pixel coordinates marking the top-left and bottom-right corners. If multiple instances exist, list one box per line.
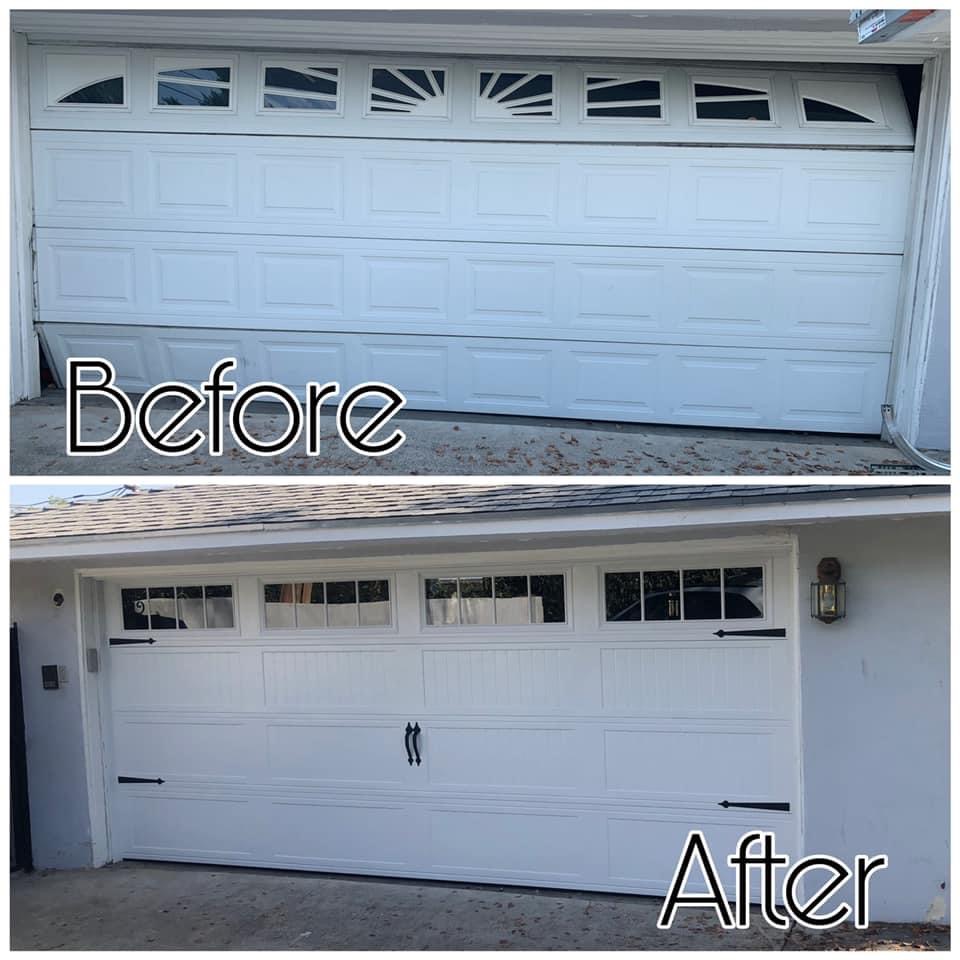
left=10, top=493, right=949, bottom=563
left=9, top=12, right=944, bottom=63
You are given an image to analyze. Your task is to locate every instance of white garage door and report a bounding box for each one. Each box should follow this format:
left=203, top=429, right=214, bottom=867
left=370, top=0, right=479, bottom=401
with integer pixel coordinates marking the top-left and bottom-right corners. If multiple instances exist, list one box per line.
left=103, top=552, right=799, bottom=895
left=30, top=48, right=914, bottom=432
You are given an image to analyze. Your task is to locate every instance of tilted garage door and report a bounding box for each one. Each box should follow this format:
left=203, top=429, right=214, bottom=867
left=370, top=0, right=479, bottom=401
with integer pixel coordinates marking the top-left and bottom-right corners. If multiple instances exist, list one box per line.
left=104, top=550, right=798, bottom=895
left=31, top=48, right=914, bottom=432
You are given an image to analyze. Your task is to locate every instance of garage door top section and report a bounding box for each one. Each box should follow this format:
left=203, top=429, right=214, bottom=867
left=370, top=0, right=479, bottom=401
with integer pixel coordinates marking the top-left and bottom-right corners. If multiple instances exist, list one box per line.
left=29, top=47, right=915, bottom=147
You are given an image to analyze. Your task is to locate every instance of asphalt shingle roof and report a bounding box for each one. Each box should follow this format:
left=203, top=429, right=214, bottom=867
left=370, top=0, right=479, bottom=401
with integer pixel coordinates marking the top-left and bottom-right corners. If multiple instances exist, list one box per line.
left=8, top=483, right=946, bottom=543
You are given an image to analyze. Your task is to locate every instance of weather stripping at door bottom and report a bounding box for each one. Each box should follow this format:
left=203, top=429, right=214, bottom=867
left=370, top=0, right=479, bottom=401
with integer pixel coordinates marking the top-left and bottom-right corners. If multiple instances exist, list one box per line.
left=718, top=800, right=790, bottom=812
left=118, top=776, right=165, bottom=784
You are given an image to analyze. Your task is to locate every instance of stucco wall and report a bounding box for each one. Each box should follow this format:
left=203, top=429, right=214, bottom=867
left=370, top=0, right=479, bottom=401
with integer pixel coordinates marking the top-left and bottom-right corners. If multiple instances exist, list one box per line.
left=10, top=561, right=93, bottom=868
left=796, top=514, right=949, bottom=923
left=917, top=201, right=950, bottom=451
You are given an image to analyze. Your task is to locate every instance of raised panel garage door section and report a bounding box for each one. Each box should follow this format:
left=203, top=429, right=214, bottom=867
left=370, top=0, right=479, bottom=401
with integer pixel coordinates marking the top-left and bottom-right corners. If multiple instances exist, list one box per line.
left=30, top=49, right=915, bottom=433
left=103, top=554, right=799, bottom=896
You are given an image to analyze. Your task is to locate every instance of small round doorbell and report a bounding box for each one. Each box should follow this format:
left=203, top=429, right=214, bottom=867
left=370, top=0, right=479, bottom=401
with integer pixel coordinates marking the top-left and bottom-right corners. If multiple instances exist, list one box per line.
left=52, top=591, right=64, bottom=607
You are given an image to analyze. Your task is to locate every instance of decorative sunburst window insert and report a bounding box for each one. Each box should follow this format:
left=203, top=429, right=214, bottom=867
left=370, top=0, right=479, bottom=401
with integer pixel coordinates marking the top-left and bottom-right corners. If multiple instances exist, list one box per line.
left=475, top=69, right=556, bottom=120
left=692, top=77, right=774, bottom=123
left=582, top=74, right=664, bottom=121
left=45, top=52, right=129, bottom=108
left=796, top=80, right=884, bottom=126
left=259, top=62, right=342, bottom=114
left=365, top=65, right=450, bottom=118
left=154, top=57, right=235, bottom=109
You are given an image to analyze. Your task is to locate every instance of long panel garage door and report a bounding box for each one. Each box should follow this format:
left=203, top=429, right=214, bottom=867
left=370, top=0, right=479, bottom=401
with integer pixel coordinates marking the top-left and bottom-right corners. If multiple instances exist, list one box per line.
left=30, top=48, right=915, bottom=432
left=104, top=553, right=798, bottom=895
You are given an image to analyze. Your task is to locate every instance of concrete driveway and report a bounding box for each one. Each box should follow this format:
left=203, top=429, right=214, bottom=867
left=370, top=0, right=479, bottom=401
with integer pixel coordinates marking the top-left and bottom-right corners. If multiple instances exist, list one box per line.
left=10, top=390, right=946, bottom=476
left=10, top=863, right=949, bottom=950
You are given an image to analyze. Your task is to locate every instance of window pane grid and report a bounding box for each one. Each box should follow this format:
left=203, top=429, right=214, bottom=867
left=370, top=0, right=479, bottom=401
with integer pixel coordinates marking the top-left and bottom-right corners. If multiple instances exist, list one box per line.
left=263, top=579, right=390, bottom=629
left=604, top=566, right=764, bottom=623
left=121, top=584, right=234, bottom=630
left=425, top=573, right=565, bottom=626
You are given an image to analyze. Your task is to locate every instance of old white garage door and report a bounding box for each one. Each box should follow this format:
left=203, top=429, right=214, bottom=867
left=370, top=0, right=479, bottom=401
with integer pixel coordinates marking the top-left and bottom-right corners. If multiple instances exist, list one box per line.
left=103, top=551, right=799, bottom=895
left=31, top=48, right=914, bottom=432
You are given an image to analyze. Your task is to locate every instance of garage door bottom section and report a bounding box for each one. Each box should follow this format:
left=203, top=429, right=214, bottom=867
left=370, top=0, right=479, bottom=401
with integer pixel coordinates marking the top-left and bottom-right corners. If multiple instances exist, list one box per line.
left=117, top=787, right=789, bottom=898
left=41, top=322, right=888, bottom=434
left=113, top=708, right=794, bottom=899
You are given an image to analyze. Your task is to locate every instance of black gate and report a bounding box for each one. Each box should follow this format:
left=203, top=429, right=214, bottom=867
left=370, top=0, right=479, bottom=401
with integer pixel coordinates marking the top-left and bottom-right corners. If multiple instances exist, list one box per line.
left=10, top=623, right=33, bottom=872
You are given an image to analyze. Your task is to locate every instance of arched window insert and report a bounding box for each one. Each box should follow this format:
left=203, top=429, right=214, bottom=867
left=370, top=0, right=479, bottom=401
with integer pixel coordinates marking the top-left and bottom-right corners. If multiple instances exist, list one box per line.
left=476, top=70, right=556, bottom=120
left=584, top=75, right=662, bottom=120
left=57, top=76, right=124, bottom=105
left=155, top=63, right=232, bottom=108
left=693, top=80, right=772, bottom=121
left=367, top=66, right=449, bottom=117
left=802, top=98, right=875, bottom=123
left=262, top=64, right=340, bottom=111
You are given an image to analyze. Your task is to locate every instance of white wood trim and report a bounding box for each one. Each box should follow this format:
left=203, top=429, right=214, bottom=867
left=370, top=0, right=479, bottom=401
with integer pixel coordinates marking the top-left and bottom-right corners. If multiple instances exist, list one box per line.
left=886, top=52, right=950, bottom=444
left=76, top=574, right=111, bottom=866
left=10, top=13, right=945, bottom=63
left=10, top=31, right=40, bottom=403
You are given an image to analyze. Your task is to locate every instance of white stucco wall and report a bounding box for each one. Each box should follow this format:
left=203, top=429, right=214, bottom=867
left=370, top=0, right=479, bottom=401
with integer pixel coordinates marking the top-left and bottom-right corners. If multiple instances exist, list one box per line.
left=10, top=512, right=950, bottom=924
left=796, top=514, right=949, bottom=923
left=10, top=561, right=93, bottom=868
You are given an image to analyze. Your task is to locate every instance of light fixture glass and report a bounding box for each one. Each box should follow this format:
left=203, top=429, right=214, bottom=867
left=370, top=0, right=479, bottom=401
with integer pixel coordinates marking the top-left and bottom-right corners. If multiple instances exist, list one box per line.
left=810, top=557, right=846, bottom=624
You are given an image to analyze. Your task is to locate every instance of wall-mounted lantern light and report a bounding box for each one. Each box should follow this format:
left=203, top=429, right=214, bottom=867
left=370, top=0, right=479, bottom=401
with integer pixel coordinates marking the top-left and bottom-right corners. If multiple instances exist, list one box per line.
left=810, top=557, right=846, bottom=624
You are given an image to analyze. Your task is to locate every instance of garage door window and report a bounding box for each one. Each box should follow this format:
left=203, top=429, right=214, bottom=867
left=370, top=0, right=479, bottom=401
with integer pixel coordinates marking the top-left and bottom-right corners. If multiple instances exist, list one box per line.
left=693, top=79, right=772, bottom=122
left=583, top=74, right=663, bottom=120
left=476, top=70, right=556, bottom=120
left=367, top=66, right=449, bottom=117
left=121, top=584, right=235, bottom=630
left=155, top=59, right=233, bottom=108
left=261, top=63, right=341, bottom=112
left=424, top=573, right=566, bottom=625
left=604, top=566, right=764, bottom=622
left=263, top=579, right=392, bottom=629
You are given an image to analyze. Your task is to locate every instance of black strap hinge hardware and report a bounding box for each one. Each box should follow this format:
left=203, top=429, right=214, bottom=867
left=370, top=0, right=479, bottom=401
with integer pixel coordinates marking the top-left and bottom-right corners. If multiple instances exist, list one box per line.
left=118, top=776, right=164, bottom=784
left=713, top=628, right=786, bottom=639
left=109, top=637, right=156, bottom=646
left=718, top=800, right=790, bottom=812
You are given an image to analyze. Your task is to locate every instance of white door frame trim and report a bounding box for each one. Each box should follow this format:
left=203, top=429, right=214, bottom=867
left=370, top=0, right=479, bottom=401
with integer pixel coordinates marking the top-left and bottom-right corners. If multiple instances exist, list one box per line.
left=10, top=30, right=41, bottom=403
left=886, top=51, right=950, bottom=444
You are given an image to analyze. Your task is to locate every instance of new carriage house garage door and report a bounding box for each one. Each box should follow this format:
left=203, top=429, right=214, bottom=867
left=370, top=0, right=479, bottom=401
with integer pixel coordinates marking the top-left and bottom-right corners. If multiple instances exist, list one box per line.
left=104, top=551, right=799, bottom=895
left=30, top=48, right=915, bottom=432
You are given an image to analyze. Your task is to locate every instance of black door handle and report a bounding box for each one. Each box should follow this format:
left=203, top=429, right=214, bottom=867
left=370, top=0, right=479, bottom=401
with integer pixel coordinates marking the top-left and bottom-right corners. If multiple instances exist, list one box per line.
left=412, top=722, right=422, bottom=766
left=404, top=722, right=414, bottom=766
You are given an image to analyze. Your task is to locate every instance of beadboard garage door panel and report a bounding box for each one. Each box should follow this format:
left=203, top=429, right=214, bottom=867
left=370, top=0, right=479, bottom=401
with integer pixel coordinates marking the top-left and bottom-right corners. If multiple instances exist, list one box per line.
left=30, top=52, right=913, bottom=432
left=107, top=561, right=798, bottom=897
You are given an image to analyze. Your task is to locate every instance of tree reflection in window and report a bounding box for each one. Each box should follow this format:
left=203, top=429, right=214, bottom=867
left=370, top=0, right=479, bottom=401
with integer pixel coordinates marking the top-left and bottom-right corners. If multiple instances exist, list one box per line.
left=156, top=65, right=231, bottom=107
left=58, top=77, right=124, bottom=105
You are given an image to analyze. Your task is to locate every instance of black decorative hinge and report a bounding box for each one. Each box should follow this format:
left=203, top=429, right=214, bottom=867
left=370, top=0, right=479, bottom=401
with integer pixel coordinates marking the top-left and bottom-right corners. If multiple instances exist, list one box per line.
left=118, top=776, right=164, bottom=784
left=713, top=628, right=786, bottom=638
left=718, top=800, right=790, bottom=812
left=109, top=637, right=156, bottom=646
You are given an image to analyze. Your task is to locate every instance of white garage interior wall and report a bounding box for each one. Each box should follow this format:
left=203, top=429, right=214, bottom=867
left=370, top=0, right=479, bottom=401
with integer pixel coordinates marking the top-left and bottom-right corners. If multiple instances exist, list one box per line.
left=10, top=512, right=950, bottom=920
left=27, top=47, right=918, bottom=434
